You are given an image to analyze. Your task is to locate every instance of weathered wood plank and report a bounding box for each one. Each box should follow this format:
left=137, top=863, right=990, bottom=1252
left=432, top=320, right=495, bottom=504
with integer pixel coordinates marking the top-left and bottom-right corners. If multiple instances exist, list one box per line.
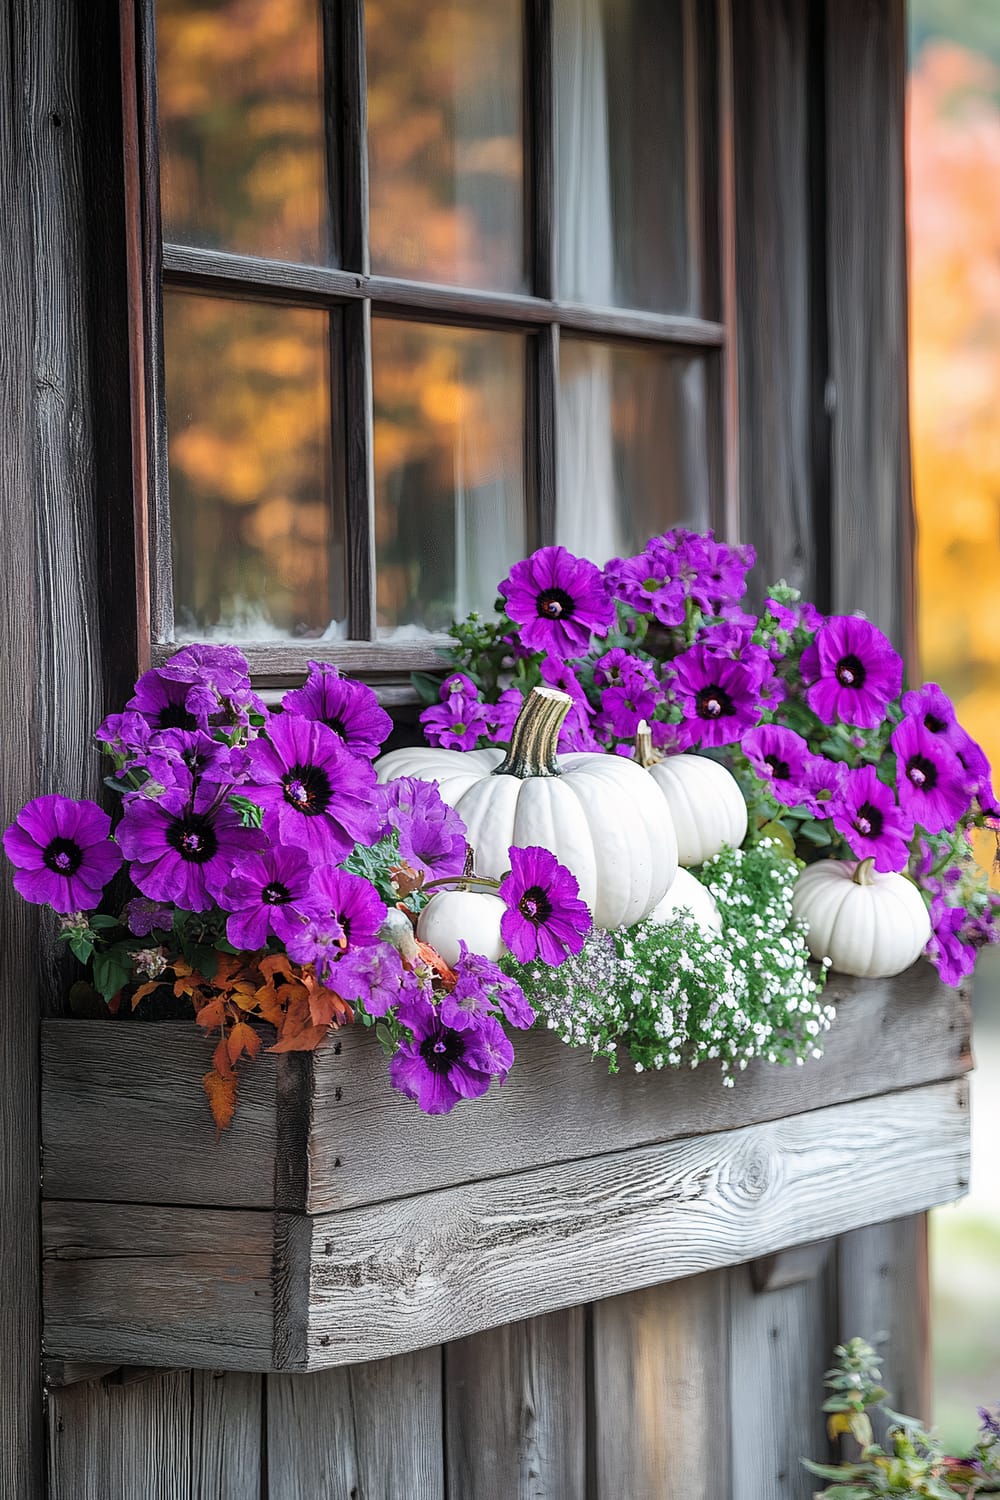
left=191, top=1371, right=262, bottom=1500
left=41, top=965, right=970, bottom=1213
left=42, top=1203, right=277, bottom=1370
left=444, top=1309, right=585, bottom=1500
left=47, top=1371, right=194, bottom=1500
left=590, top=1274, right=729, bottom=1500
left=266, top=1347, right=443, bottom=1500
left=837, top=1214, right=931, bottom=1439
left=301, top=1080, right=968, bottom=1368
left=730, top=1256, right=837, bottom=1500
left=824, top=0, right=914, bottom=650
left=40, top=1081, right=967, bottom=1374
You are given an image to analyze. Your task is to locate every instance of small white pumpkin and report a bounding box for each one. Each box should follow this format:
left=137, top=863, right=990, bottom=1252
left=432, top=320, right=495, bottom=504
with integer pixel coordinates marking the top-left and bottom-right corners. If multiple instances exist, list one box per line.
left=376, top=687, right=678, bottom=930
left=415, top=888, right=506, bottom=969
left=647, top=866, right=723, bottom=937
left=791, top=857, right=931, bottom=979
left=634, top=724, right=748, bottom=867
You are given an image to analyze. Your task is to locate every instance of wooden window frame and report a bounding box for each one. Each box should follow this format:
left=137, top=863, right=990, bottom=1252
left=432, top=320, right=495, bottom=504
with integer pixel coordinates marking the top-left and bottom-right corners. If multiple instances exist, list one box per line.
left=123, top=0, right=739, bottom=689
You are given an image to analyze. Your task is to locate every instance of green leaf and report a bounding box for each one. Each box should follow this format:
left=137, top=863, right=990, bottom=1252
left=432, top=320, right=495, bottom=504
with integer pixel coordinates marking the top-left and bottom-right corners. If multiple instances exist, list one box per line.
left=375, top=1022, right=397, bottom=1058
left=229, top=794, right=263, bottom=829
left=91, top=945, right=134, bottom=1003
left=89, top=914, right=120, bottom=930
left=411, top=670, right=448, bottom=705
left=69, top=936, right=94, bottom=965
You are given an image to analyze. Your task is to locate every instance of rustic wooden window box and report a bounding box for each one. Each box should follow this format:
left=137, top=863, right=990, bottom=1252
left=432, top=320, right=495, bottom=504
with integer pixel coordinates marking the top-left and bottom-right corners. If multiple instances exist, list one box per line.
left=40, top=962, right=970, bottom=1375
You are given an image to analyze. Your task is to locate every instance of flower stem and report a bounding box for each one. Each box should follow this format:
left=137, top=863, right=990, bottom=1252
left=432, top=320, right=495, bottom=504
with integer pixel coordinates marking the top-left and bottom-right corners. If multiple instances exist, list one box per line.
left=492, top=687, right=570, bottom=779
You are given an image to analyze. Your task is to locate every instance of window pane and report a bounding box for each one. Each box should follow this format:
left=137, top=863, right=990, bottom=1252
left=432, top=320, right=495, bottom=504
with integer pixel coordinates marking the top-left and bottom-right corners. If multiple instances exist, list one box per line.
left=157, top=0, right=331, bottom=264
left=556, top=338, right=710, bottom=563
left=164, top=292, right=346, bottom=641
left=372, top=319, right=526, bottom=635
left=366, top=0, right=526, bottom=292
left=554, top=0, right=698, bottom=313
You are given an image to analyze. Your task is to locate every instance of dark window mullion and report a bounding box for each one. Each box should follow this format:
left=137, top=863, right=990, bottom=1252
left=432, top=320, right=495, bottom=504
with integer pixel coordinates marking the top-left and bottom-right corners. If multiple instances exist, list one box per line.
left=332, top=0, right=376, bottom=637
left=526, top=0, right=557, bottom=547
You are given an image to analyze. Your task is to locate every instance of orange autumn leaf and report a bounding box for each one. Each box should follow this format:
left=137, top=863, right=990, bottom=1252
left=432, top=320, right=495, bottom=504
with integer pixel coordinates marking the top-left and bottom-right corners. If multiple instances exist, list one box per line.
left=268, top=989, right=328, bottom=1052
left=414, top=939, right=457, bottom=988
left=257, top=953, right=293, bottom=985
left=130, top=979, right=162, bottom=1011
left=211, top=1036, right=235, bottom=1077
left=227, top=1020, right=262, bottom=1065
left=202, top=1068, right=238, bottom=1133
left=252, top=978, right=289, bottom=1030
left=195, top=998, right=228, bottom=1032
left=301, top=970, right=353, bottom=1029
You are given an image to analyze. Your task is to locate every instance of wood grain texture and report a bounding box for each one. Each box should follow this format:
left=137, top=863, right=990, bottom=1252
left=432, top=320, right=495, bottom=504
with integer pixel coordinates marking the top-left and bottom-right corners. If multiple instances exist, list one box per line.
left=731, top=0, right=814, bottom=597
left=47, top=1370, right=194, bottom=1500
left=729, top=1256, right=837, bottom=1500
left=41, top=965, right=970, bottom=1214
left=445, top=1308, right=585, bottom=1500
left=837, top=1214, right=931, bottom=1439
left=42, top=1203, right=277, bottom=1370
left=301, top=1081, right=968, bottom=1368
left=590, top=1274, right=729, bottom=1500
left=267, top=1346, right=444, bottom=1500
left=824, top=0, right=914, bottom=648
left=190, top=1371, right=263, bottom=1500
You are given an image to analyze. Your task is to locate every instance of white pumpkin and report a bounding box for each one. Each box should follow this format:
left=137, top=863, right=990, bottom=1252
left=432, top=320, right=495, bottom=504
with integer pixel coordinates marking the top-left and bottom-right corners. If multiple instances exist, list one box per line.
left=647, top=867, right=723, bottom=937
left=634, top=724, right=748, bottom=867
left=375, top=687, right=678, bottom=930
left=791, top=857, right=931, bottom=979
left=416, top=889, right=506, bottom=968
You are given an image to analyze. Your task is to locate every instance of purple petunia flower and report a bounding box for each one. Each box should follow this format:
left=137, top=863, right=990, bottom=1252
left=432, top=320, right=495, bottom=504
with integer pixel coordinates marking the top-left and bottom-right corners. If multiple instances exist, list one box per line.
left=483, top=687, right=525, bottom=746
left=538, top=658, right=600, bottom=752
left=800, top=616, right=903, bottom=728
left=891, top=716, right=974, bottom=835
left=439, top=672, right=479, bottom=701
left=498, top=845, right=591, bottom=965
left=136, top=730, right=248, bottom=794
left=127, top=668, right=210, bottom=734
left=375, top=777, right=468, bottom=880
left=420, top=692, right=490, bottom=751
left=242, top=713, right=380, bottom=863
left=116, top=773, right=265, bottom=911
left=742, top=725, right=812, bottom=807
left=605, top=548, right=687, bottom=627
left=95, top=711, right=152, bottom=757
left=593, top=648, right=641, bottom=690
left=221, top=846, right=320, bottom=951
left=124, top=896, right=174, bottom=937
left=828, top=765, right=914, bottom=873
left=670, top=644, right=762, bottom=750
left=389, top=992, right=513, bottom=1113
left=499, top=546, right=615, bottom=658
left=3, top=795, right=123, bottom=913
left=952, top=728, right=1000, bottom=818
left=329, top=940, right=419, bottom=1018
left=901, top=682, right=958, bottom=741
left=927, top=897, right=976, bottom=986
left=156, top=642, right=252, bottom=698
left=798, top=755, right=848, bottom=818
left=441, top=942, right=535, bottom=1030
left=284, top=865, right=385, bottom=983
left=686, top=533, right=756, bottom=613
left=282, top=662, right=392, bottom=760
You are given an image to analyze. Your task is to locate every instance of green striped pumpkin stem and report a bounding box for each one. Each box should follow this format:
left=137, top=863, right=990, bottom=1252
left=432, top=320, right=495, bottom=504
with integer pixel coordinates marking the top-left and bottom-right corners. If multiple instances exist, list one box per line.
left=852, top=857, right=877, bottom=887
left=634, top=720, right=660, bottom=769
left=492, top=687, right=571, bottom=779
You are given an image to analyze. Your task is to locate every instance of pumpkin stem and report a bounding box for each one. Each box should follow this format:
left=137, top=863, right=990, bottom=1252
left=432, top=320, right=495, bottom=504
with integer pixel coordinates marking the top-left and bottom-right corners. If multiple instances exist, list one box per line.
left=492, top=687, right=571, bottom=779
left=852, top=857, right=877, bottom=887
left=634, top=720, right=661, bottom=769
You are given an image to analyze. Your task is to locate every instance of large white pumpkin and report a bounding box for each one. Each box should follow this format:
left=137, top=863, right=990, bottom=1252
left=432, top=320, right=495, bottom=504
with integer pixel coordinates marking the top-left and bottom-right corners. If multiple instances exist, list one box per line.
left=634, top=726, right=748, bottom=867
left=647, top=866, right=723, bottom=937
left=415, top=889, right=506, bottom=969
left=791, top=857, right=931, bottom=979
left=375, top=687, right=678, bottom=930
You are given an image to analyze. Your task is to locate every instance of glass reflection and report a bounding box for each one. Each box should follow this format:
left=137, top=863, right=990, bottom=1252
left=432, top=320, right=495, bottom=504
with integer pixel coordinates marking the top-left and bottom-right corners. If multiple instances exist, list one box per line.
left=556, top=338, right=710, bottom=563
left=157, top=0, right=330, bottom=263
left=164, top=292, right=345, bottom=640
left=372, top=319, right=526, bottom=635
left=554, top=0, right=696, bottom=313
left=366, top=0, right=526, bottom=291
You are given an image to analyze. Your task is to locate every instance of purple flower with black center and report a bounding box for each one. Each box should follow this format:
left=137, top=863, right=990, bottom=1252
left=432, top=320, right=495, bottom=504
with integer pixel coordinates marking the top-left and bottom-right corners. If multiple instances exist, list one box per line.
left=891, top=716, right=974, bottom=834
left=670, top=644, right=762, bottom=750
left=127, top=668, right=210, bottom=734
left=242, top=713, right=380, bottom=863
left=605, top=549, right=686, bottom=627
left=498, top=845, right=591, bottom=965
left=441, top=942, right=535, bottom=1030
left=3, top=795, right=123, bottom=913
left=499, top=545, right=615, bottom=658
left=389, top=993, right=513, bottom=1113
left=124, top=896, right=174, bottom=937
left=828, top=765, right=914, bottom=873
left=927, top=898, right=976, bottom=986
left=952, top=728, right=1000, bottom=818
left=285, top=865, right=386, bottom=983
left=322, top=940, right=417, bottom=1018
left=420, top=692, right=489, bottom=751
left=593, top=648, right=640, bottom=690
left=597, top=678, right=660, bottom=742
left=137, top=730, right=248, bottom=793
left=282, top=662, right=392, bottom=760
left=901, top=682, right=958, bottom=741
left=221, top=846, right=320, bottom=951
left=116, top=773, right=265, bottom=911
left=800, top=616, right=903, bottom=728
left=742, top=725, right=812, bottom=808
